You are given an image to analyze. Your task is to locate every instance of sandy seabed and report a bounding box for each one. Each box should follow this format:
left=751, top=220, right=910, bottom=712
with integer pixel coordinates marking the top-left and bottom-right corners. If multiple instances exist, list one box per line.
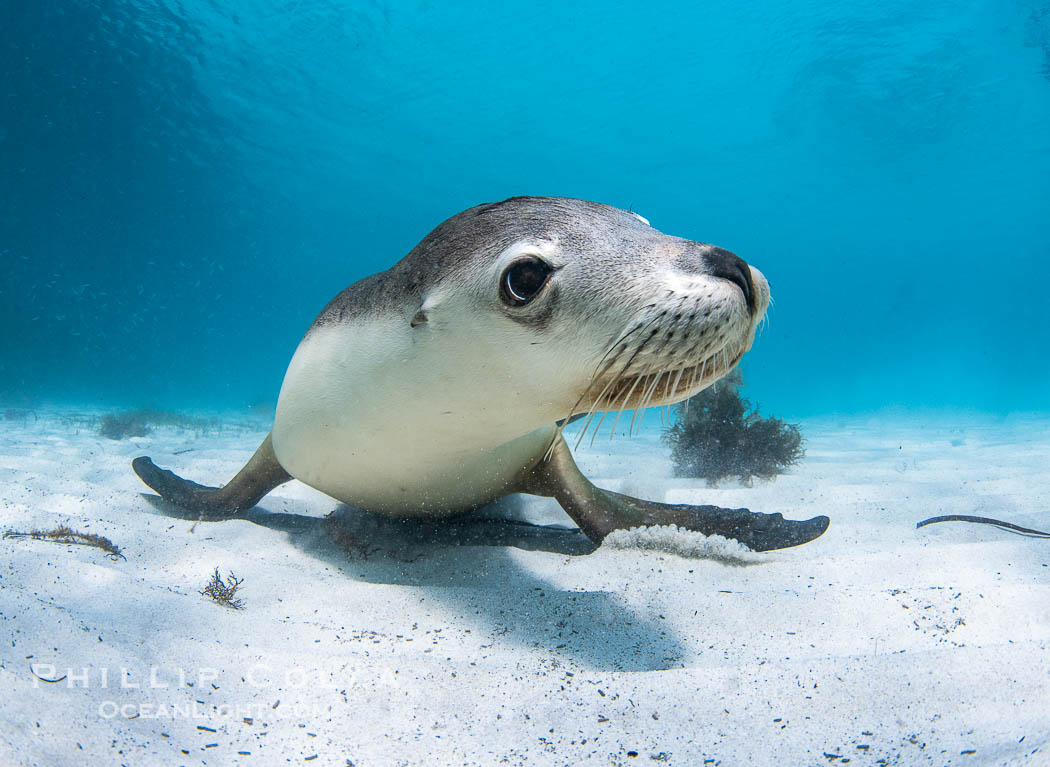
left=1, top=408, right=1048, bottom=766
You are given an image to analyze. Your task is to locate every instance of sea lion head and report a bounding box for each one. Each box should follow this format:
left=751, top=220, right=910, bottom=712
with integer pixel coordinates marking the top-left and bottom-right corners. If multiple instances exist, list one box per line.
left=399, top=196, right=770, bottom=422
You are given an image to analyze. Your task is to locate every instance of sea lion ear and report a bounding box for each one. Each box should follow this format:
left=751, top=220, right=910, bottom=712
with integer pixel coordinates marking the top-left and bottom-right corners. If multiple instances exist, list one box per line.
left=411, top=289, right=446, bottom=327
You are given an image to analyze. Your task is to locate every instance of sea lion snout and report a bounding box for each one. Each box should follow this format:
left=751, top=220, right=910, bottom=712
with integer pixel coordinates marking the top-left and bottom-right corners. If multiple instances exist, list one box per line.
left=700, top=245, right=758, bottom=314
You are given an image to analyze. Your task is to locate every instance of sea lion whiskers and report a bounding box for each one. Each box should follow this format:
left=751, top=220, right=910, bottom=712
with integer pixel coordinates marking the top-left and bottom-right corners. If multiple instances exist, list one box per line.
left=572, top=377, right=617, bottom=450
left=570, top=321, right=659, bottom=450
left=570, top=297, right=689, bottom=450
left=663, top=365, right=689, bottom=425
left=605, top=362, right=651, bottom=443
left=633, top=311, right=697, bottom=433
left=631, top=371, right=658, bottom=435
left=661, top=338, right=691, bottom=425
left=760, top=295, right=775, bottom=333
left=564, top=314, right=654, bottom=421
left=682, top=357, right=708, bottom=417
left=586, top=409, right=610, bottom=448
left=554, top=327, right=636, bottom=453
left=618, top=323, right=675, bottom=439
left=550, top=334, right=639, bottom=458
left=633, top=368, right=668, bottom=436
left=559, top=311, right=664, bottom=454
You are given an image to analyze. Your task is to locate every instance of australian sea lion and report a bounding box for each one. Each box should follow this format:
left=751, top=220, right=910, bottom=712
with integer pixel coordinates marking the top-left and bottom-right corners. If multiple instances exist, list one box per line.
left=133, top=197, right=829, bottom=551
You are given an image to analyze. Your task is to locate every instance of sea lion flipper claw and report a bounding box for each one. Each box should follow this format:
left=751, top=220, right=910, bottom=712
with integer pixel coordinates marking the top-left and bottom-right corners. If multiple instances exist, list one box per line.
left=133, top=432, right=292, bottom=520
left=522, top=434, right=828, bottom=552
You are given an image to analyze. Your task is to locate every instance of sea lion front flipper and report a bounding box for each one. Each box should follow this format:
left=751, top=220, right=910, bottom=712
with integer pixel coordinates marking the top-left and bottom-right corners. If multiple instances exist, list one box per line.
left=132, top=432, right=292, bottom=520
left=521, top=434, right=829, bottom=552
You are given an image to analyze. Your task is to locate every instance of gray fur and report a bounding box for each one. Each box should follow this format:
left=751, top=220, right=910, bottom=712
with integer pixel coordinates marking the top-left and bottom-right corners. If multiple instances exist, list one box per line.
left=310, top=197, right=698, bottom=332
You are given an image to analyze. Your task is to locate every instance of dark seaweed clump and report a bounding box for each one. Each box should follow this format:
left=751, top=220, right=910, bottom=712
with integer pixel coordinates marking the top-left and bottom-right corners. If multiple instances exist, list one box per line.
left=663, top=370, right=804, bottom=485
left=98, top=408, right=217, bottom=439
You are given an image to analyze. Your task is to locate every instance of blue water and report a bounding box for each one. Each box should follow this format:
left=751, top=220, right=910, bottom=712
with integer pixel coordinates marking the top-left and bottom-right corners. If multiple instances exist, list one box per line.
left=3, top=1, right=1049, bottom=416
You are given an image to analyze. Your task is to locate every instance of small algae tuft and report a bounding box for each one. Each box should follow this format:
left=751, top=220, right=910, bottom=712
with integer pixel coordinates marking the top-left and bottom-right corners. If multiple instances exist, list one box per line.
left=4, top=525, right=124, bottom=559
left=200, top=568, right=245, bottom=609
left=98, top=408, right=219, bottom=439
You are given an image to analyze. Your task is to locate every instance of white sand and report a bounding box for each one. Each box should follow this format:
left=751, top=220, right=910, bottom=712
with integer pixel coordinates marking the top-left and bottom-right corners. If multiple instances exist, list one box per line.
left=1, top=408, right=1048, bottom=766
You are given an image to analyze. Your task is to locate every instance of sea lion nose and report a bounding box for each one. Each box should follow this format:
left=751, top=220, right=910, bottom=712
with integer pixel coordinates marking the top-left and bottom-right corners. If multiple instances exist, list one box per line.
left=703, top=246, right=756, bottom=313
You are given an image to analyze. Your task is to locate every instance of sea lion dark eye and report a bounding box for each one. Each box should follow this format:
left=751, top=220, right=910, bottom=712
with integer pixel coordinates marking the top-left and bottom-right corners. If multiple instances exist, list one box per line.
left=500, top=257, right=554, bottom=307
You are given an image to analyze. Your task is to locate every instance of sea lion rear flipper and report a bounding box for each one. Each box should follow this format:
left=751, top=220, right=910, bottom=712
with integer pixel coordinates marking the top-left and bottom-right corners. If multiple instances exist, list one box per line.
left=520, top=434, right=829, bottom=552
left=132, top=432, right=292, bottom=520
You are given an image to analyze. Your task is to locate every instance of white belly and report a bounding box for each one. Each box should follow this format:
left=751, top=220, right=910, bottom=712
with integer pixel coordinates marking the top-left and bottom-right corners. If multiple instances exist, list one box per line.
left=271, top=321, right=560, bottom=517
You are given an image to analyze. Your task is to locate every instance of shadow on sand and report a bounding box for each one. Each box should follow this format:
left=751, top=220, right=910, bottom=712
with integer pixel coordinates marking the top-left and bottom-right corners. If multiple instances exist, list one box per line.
left=141, top=494, right=694, bottom=671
